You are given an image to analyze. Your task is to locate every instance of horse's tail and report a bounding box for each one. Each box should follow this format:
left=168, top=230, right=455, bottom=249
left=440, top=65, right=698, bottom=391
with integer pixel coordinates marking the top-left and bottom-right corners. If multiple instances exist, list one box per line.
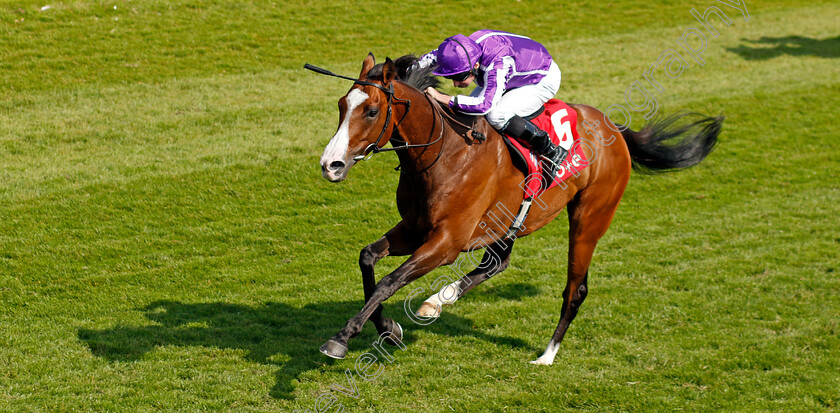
left=618, top=112, right=723, bottom=174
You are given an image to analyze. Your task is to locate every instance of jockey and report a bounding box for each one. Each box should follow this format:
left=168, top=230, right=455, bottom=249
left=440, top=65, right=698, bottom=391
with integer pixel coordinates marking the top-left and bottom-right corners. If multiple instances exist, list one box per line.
left=416, top=30, right=567, bottom=172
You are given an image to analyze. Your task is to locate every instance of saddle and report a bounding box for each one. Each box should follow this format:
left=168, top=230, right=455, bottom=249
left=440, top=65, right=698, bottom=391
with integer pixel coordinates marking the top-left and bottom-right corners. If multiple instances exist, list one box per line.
left=496, top=99, right=591, bottom=239
left=502, top=99, right=590, bottom=200
left=435, top=99, right=591, bottom=239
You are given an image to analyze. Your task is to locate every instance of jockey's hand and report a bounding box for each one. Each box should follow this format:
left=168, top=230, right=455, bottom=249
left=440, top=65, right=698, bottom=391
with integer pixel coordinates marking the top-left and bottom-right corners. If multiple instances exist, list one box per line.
left=425, top=87, right=451, bottom=106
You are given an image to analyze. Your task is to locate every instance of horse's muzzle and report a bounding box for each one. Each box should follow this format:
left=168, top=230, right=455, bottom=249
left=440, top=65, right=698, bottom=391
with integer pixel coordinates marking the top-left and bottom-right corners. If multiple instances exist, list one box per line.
left=320, top=158, right=353, bottom=182
left=328, top=160, right=346, bottom=171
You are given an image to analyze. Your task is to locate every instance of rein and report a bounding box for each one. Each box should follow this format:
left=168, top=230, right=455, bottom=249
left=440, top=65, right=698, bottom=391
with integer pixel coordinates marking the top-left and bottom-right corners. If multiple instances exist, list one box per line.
left=426, top=95, right=487, bottom=144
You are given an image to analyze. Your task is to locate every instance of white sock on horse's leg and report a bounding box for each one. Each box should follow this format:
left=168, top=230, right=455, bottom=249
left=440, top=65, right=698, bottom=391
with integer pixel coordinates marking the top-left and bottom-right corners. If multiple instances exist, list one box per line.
left=416, top=281, right=461, bottom=317
left=530, top=340, right=560, bottom=366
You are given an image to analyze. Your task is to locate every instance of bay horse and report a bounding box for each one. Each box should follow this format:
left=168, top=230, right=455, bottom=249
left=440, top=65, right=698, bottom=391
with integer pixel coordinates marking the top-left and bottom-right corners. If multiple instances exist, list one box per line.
left=312, top=54, right=721, bottom=365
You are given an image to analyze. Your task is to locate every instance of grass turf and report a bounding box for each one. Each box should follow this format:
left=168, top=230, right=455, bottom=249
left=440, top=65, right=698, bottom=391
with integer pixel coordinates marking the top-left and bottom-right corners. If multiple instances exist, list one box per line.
left=1, top=0, right=838, bottom=411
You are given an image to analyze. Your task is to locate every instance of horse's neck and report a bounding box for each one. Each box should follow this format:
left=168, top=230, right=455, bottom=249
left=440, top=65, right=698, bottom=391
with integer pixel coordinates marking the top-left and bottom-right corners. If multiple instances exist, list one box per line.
left=393, top=85, right=491, bottom=168
left=392, top=88, right=507, bottom=200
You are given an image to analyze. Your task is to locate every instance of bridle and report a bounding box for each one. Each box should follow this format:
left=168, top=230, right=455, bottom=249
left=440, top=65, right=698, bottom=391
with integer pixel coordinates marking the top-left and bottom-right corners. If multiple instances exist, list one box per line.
left=304, top=63, right=445, bottom=162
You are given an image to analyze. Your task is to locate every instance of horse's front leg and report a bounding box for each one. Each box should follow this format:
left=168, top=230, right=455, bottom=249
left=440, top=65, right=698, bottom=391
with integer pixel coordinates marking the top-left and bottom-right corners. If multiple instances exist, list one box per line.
left=359, top=222, right=420, bottom=338
left=321, top=231, right=462, bottom=359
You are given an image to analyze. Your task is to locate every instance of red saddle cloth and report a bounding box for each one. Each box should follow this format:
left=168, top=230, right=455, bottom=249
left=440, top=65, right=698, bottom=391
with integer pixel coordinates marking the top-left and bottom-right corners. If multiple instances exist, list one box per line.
left=504, top=99, right=591, bottom=199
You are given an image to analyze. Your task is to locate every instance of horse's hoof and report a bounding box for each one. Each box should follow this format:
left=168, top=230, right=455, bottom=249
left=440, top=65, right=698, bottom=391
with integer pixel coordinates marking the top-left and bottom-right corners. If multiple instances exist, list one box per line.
left=383, top=319, right=403, bottom=346
left=530, top=358, right=553, bottom=366
left=320, top=339, right=348, bottom=359
left=415, top=302, right=441, bottom=318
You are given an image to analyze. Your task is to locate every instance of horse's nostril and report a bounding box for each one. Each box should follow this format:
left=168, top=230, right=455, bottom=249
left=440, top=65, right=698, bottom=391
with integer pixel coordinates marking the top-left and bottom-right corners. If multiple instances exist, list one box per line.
left=329, top=161, right=346, bottom=171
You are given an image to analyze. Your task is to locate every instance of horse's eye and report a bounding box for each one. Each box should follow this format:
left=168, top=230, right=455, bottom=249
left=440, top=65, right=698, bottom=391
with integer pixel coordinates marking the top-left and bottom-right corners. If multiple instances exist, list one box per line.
left=366, top=108, right=379, bottom=118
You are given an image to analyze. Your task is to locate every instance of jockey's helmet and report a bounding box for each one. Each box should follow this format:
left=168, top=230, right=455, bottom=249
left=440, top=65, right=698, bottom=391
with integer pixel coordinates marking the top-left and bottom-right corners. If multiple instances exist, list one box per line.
left=433, top=34, right=481, bottom=78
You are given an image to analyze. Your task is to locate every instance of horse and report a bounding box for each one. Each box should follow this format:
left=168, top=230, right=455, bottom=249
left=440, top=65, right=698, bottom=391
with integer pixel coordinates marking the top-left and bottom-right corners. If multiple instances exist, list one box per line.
left=311, top=53, right=721, bottom=365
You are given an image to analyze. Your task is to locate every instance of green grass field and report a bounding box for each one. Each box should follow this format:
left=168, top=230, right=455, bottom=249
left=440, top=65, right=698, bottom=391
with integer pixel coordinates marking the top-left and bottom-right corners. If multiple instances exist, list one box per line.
left=1, top=0, right=839, bottom=411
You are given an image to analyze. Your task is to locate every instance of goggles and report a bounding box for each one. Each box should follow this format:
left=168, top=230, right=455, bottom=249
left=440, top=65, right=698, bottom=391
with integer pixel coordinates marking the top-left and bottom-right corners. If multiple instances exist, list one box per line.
left=444, top=71, right=472, bottom=82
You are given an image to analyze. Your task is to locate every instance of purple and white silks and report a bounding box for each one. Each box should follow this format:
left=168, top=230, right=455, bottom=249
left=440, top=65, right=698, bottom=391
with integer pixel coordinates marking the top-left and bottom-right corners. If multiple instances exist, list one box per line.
left=418, top=30, right=556, bottom=116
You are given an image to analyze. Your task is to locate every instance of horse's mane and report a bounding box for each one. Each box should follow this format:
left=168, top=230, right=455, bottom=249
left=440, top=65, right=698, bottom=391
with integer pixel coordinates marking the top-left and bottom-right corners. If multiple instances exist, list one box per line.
left=368, top=54, right=484, bottom=136
left=366, top=54, right=441, bottom=91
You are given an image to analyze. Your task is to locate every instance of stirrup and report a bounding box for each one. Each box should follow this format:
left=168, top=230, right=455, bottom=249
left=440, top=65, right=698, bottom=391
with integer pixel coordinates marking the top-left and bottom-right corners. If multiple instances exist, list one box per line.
left=542, top=145, right=568, bottom=177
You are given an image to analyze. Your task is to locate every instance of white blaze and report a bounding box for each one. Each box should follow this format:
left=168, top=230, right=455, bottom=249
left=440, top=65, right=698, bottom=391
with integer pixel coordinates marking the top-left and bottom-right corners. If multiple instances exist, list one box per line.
left=321, top=89, right=369, bottom=165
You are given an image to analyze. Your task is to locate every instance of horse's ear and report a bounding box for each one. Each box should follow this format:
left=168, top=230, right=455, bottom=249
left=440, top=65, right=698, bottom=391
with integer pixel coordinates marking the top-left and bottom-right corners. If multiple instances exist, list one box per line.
left=382, top=57, right=396, bottom=84
left=360, top=53, right=375, bottom=79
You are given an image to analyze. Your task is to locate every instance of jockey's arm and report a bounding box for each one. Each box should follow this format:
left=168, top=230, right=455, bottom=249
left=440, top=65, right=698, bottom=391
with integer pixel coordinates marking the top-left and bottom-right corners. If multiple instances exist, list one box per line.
left=425, top=87, right=454, bottom=107
left=413, top=50, right=438, bottom=71
left=425, top=57, right=507, bottom=116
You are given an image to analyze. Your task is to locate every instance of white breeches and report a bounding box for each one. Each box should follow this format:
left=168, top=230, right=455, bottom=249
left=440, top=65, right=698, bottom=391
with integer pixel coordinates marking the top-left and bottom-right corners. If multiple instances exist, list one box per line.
left=482, top=60, right=562, bottom=130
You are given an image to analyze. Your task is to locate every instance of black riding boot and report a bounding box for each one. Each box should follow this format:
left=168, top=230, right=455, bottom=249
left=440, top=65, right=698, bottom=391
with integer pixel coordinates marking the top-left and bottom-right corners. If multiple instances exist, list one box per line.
left=502, top=115, right=568, bottom=176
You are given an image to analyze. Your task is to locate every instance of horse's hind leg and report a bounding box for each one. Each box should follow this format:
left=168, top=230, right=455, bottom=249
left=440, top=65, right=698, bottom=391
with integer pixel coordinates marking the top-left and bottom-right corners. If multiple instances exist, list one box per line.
left=416, top=239, right=515, bottom=318
left=531, top=186, right=624, bottom=366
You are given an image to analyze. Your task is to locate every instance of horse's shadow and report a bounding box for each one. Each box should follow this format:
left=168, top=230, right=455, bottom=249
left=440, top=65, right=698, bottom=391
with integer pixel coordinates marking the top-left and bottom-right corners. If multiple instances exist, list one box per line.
left=727, top=35, right=840, bottom=60
left=78, top=291, right=533, bottom=400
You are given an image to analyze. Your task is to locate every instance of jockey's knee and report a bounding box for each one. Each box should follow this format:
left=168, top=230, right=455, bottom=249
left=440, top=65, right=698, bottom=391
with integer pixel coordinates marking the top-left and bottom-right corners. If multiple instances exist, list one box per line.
left=485, top=111, right=513, bottom=131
